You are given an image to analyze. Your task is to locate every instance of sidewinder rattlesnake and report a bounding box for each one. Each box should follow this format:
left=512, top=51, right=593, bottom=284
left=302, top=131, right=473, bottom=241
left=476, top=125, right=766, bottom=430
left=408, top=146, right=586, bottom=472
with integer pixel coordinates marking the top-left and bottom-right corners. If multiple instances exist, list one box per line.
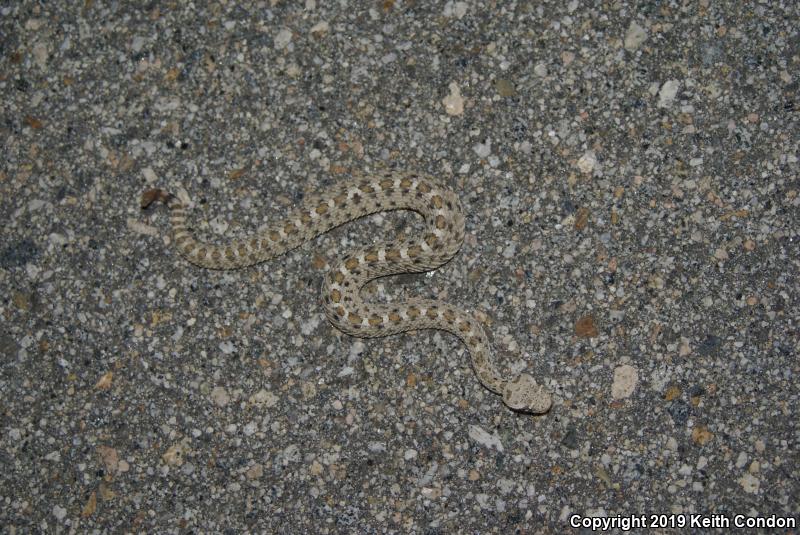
left=141, top=170, right=552, bottom=414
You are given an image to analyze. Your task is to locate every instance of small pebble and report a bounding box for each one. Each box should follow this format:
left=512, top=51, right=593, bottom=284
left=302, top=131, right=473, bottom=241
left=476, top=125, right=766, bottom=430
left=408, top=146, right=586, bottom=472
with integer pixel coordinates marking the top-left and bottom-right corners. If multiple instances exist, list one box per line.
left=657, top=80, right=681, bottom=108
left=624, top=21, right=648, bottom=50
left=211, top=386, right=231, bottom=407
left=611, top=364, right=638, bottom=399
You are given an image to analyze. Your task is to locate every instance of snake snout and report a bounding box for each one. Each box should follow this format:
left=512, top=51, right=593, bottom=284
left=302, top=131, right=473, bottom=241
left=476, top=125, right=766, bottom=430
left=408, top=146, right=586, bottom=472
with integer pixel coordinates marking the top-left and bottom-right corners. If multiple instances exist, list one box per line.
left=501, top=373, right=552, bottom=414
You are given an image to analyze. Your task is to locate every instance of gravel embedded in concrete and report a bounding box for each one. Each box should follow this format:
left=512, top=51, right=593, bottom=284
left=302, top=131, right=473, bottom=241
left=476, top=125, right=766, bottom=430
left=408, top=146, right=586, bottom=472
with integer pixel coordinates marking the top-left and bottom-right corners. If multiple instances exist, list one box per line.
left=1, top=1, right=798, bottom=532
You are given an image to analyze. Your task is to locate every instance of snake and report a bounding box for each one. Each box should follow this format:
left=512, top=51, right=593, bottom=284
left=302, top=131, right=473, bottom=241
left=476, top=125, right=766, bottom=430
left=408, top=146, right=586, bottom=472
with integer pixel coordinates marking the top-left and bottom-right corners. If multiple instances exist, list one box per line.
left=140, top=170, right=552, bottom=414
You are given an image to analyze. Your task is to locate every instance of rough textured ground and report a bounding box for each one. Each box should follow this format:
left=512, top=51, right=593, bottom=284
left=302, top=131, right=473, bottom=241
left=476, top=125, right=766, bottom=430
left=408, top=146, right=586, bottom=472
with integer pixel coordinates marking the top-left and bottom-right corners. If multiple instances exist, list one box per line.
left=2, top=1, right=798, bottom=533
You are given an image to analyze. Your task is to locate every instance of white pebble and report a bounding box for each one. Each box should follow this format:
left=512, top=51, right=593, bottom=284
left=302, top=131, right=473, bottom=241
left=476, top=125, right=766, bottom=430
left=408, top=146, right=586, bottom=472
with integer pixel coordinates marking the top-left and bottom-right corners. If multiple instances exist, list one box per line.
left=624, top=21, right=648, bottom=50
left=53, top=505, right=67, bottom=521
left=468, top=424, right=504, bottom=452
left=443, top=1, right=468, bottom=19
left=473, top=139, right=492, bottom=158
left=142, top=167, right=158, bottom=183
left=274, top=28, right=293, bottom=49
left=735, top=451, right=749, bottom=468
left=211, top=386, right=230, bottom=407
left=249, top=388, right=278, bottom=407
left=611, top=364, right=638, bottom=399
left=657, top=80, right=681, bottom=108
left=310, top=21, right=329, bottom=35
left=33, top=42, right=49, bottom=68
left=131, top=35, right=146, bottom=53
left=738, top=473, right=760, bottom=493
left=577, top=150, right=597, bottom=174
left=25, top=18, right=44, bottom=30
left=442, top=82, right=464, bottom=116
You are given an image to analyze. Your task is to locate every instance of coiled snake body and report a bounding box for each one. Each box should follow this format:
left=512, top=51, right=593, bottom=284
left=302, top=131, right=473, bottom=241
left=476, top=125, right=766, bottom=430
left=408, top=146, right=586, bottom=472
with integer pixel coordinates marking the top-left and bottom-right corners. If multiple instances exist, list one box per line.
left=141, top=171, right=551, bottom=414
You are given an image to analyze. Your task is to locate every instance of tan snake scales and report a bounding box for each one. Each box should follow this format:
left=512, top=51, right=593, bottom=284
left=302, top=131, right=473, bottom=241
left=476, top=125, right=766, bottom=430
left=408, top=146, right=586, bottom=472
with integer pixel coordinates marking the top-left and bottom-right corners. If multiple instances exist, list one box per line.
left=141, top=170, right=551, bottom=413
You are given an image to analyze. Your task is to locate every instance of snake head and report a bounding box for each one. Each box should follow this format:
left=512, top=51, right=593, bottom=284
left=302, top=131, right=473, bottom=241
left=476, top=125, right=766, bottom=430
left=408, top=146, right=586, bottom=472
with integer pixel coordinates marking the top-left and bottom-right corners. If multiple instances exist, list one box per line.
left=502, top=373, right=552, bottom=414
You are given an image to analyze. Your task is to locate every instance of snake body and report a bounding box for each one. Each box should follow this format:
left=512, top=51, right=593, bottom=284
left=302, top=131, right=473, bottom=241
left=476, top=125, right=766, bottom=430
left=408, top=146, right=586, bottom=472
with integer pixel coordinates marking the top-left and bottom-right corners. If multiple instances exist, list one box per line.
left=141, top=170, right=551, bottom=413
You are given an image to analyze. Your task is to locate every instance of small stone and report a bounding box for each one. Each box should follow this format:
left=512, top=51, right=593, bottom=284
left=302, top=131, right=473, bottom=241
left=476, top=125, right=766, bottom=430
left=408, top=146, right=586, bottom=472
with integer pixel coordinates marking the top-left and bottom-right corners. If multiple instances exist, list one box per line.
left=25, top=18, right=44, bottom=30
left=274, top=28, right=293, bottom=49
left=404, top=449, right=418, bottom=460
left=249, top=388, right=278, bottom=407
left=33, top=42, right=48, bottom=68
left=97, top=446, right=120, bottom=474
left=495, top=78, right=516, bottom=97
left=691, top=426, right=714, bottom=445
left=574, top=207, right=590, bottom=230
left=657, top=80, right=680, bottom=108
left=443, top=1, right=468, bottom=19
left=246, top=463, right=264, bottom=479
left=611, top=365, right=638, bottom=399
left=441, top=82, right=464, bottom=116
left=468, top=425, right=504, bottom=452
left=81, top=491, right=97, bottom=518
left=95, top=371, right=113, bottom=390
left=624, top=21, right=648, bottom=50
left=738, top=472, right=759, bottom=493
left=577, top=151, right=597, bottom=173
left=53, top=505, right=67, bottom=521
left=575, top=315, right=598, bottom=337
left=211, top=386, right=230, bottom=407
left=310, top=460, right=324, bottom=476
left=310, top=21, right=329, bottom=35
left=473, top=139, right=492, bottom=158
left=162, top=439, right=190, bottom=466
left=25, top=116, right=44, bottom=129
left=131, top=35, right=146, bottom=53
